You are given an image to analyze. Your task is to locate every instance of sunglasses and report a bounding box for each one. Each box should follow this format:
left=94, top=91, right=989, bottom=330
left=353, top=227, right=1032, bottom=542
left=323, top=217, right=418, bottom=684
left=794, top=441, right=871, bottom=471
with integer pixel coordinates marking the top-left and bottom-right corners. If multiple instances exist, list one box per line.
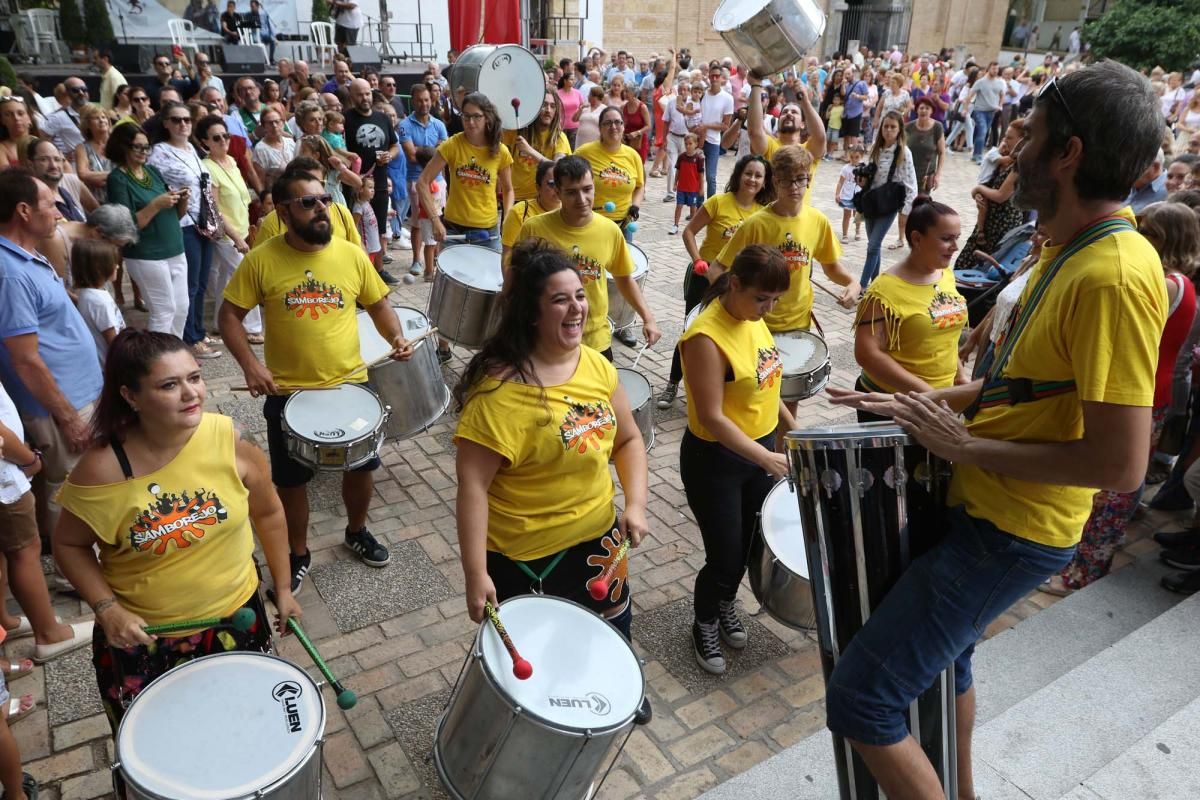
left=285, top=193, right=333, bottom=210
left=207, top=133, right=229, bottom=142
left=166, top=116, right=192, bottom=124
left=1041, top=76, right=1079, bottom=132
left=130, top=143, right=152, bottom=153
left=69, top=86, right=88, bottom=94
left=132, top=96, right=150, bottom=103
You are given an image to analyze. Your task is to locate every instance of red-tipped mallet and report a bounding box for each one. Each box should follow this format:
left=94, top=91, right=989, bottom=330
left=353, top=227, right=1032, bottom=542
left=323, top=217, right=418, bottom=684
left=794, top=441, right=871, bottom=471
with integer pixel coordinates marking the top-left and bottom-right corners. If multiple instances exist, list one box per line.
left=484, top=601, right=532, bottom=680
left=510, top=97, right=521, bottom=122
left=588, top=538, right=631, bottom=601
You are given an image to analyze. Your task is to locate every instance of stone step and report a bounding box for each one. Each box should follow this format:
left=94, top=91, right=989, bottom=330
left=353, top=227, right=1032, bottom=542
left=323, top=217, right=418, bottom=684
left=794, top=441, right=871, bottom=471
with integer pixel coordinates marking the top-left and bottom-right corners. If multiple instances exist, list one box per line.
left=698, top=553, right=1188, bottom=800
left=972, top=591, right=1200, bottom=799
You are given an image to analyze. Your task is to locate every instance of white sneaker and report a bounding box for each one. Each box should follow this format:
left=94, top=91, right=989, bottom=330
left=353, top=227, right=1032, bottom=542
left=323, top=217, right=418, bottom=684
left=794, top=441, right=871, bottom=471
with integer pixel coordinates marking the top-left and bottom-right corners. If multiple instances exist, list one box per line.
left=668, top=224, right=679, bottom=235
left=396, top=229, right=412, bottom=250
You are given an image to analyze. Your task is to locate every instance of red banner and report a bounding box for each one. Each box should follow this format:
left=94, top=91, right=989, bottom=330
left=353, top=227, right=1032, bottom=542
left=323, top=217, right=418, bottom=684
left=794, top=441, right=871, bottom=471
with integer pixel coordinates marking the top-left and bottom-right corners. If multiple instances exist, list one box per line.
left=448, top=0, right=522, bottom=52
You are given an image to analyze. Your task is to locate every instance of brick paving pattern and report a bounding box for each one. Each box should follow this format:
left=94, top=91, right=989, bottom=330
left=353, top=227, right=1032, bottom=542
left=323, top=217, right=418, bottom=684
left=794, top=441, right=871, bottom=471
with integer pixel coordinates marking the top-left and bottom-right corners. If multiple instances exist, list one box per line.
left=3, top=144, right=1166, bottom=800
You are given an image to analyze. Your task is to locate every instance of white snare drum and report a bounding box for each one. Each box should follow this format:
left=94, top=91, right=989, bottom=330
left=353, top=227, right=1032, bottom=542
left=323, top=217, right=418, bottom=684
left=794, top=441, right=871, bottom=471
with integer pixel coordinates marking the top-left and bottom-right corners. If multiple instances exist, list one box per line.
left=358, top=307, right=450, bottom=440
left=449, top=44, right=546, bottom=129
left=775, top=329, right=831, bottom=401
left=428, top=245, right=504, bottom=349
left=282, top=383, right=388, bottom=471
left=434, top=595, right=645, bottom=800
left=713, top=0, right=826, bottom=77
left=617, top=367, right=654, bottom=451
left=606, top=244, right=650, bottom=331
left=750, top=480, right=815, bottom=630
left=114, top=652, right=326, bottom=800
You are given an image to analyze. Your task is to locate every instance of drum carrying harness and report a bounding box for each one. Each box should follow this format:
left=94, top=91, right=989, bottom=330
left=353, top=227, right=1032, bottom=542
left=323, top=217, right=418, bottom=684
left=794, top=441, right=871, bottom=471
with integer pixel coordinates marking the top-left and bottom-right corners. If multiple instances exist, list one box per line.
left=963, top=214, right=1134, bottom=421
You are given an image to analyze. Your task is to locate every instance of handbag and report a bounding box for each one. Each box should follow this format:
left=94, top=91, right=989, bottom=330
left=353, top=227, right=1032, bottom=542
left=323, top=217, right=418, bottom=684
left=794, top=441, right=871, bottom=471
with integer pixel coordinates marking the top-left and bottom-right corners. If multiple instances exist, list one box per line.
left=854, top=145, right=906, bottom=217
left=196, top=171, right=224, bottom=240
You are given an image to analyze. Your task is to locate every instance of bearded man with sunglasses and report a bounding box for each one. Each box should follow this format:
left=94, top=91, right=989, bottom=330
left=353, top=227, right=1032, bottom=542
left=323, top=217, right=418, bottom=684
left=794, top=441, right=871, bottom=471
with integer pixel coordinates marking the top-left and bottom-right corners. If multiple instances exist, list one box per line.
left=219, top=170, right=414, bottom=596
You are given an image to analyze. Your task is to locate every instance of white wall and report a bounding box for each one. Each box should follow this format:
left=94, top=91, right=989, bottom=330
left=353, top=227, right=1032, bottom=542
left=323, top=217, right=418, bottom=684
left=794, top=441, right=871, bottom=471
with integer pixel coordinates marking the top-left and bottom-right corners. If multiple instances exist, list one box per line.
left=296, top=0, right=452, bottom=62
left=582, top=0, right=604, bottom=54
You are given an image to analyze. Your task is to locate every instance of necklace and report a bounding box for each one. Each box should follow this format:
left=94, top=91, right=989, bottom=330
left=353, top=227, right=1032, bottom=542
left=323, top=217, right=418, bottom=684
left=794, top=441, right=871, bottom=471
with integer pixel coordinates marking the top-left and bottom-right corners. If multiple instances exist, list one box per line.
left=123, top=166, right=152, bottom=189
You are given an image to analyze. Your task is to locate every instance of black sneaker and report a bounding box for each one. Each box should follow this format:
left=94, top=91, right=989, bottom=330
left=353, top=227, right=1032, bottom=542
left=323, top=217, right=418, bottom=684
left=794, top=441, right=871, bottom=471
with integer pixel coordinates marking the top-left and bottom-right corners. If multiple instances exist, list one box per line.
left=289, top=550, right=311, bottom=596
left=692, top=619, right=726, bottom=674
left=634, top=695, right=653, bottom=725
left=1162, top=569, right=1200, bottom=594
left=378, top=270, right=400, bottom=285
left=614, top=328, right=638, bottom=348
left=345, top=527, right=391, bottom=567
left=1159, top=545, right=1200, bottom=570
left=1153, top=527, right=1200, bottom=549
left=656, top=382, right=678, bottom=409
left=718, top=600, right=748, bottom=649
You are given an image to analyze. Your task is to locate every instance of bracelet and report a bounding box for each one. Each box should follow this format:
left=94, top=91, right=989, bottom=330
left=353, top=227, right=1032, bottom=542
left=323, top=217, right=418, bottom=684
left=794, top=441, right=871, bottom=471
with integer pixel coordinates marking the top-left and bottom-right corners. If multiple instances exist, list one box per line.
left=94, top=597, right=118, bottom=614
left=15, top=449, right=41, bottom=470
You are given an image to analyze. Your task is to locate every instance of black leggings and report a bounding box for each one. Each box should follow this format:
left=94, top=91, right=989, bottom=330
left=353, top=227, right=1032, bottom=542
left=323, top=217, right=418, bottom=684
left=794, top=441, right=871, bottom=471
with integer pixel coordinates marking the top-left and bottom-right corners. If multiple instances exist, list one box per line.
left=669, top=265, right=711, bottom=384
left=680, top=429, right=777, bottom=622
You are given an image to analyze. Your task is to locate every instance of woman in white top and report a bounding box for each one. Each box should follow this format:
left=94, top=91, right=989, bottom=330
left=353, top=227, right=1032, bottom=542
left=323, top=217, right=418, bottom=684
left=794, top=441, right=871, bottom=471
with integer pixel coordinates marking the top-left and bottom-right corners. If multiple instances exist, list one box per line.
left=857, top=111, right=918, bottom=286
left=874, top=72, right=912, bottom=132
left=251, top=106, right=297, bottom=192
left=573, top=85, right=606, bottom=147
left=148, top=101, right=220, bottom=359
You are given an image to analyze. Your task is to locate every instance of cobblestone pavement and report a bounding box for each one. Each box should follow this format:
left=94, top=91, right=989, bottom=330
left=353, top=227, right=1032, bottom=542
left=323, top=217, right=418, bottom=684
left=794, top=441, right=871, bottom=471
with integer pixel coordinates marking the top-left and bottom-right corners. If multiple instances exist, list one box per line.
left=5, top=144, right=1168, bottom=800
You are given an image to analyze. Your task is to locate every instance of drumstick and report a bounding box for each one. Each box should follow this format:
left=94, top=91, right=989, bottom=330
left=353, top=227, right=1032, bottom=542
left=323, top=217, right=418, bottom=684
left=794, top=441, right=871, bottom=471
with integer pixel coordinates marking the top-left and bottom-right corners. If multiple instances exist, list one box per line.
left=588, top=538, right=631, bottom=601
left=142, top=607, right=257, bottom=636
left=813, top=279, right=846, bottom=301
left=484, top=601, right=533, bottom=680
left=231, top=328, right=439, bottom=393
left=631, top=340, right=651, bottom=371
left=286, top=617, right=358, bottom=709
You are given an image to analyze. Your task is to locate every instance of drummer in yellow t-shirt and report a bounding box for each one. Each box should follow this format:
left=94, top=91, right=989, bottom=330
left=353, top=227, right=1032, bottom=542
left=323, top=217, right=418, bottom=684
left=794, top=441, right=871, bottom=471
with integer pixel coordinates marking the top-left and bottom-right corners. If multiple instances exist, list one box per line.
left=502, top=91, right=571, bottom=202
left=517, top=155, right=661, bottom=358
left=418, top=92, right=514, bottom=253
left=500, top=160, right=560, bottom=267
left=746, top=74, right=825, bottom=204
left=574, top=107, right=645, bottom=243
left=220, top=171, right=414, bottom=598
left=453, top=238, right=649, bottom=642
left=852, top=197, right=968, bottom=420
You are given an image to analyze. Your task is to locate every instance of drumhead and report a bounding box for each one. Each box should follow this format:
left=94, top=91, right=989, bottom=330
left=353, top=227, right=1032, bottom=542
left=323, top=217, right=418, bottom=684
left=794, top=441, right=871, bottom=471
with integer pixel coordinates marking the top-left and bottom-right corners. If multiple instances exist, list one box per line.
left=786, top=421, right=911, bottom=451
left=437, top=245, right=503, bottom=292
left=608, top=244, right=649, bottom=283
left=284, top=384, right=384, bottom=443
left=762, top=481, right=808, bottom=577
left=479, top=596, right=643, bottom=731
left=471, top=45, right=546, bottom=130
left=617, top=368, right=651, bottom=409
left=359, top=307, right=430, bottom=363
left=684, top=303, right=705, bottom=331
left=713, top=0, right=770, bottom=30
left=116, top=652, right=324, bottom=799
left=775, top=330, right=828, bottom=374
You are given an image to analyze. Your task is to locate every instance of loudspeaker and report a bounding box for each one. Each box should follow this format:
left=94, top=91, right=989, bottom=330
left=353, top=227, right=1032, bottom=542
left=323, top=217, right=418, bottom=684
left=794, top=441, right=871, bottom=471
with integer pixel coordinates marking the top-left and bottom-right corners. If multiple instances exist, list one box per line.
left=111, top=44, right=159, bottom=74
left=222, top=44, right=266, bottom=74
left=344, top=45, right=381, bottom=73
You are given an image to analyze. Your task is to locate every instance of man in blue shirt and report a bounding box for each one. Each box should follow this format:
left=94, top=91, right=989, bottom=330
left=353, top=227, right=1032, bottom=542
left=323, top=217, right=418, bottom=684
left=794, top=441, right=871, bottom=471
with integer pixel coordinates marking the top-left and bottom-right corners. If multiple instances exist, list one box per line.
left=0, top=171, right=102, bottom=536
left=1127, top=149, right=1168, bottom=212
left=399, top=83, right=448, bottom=271
left=842, top=68, right=869, bottom=152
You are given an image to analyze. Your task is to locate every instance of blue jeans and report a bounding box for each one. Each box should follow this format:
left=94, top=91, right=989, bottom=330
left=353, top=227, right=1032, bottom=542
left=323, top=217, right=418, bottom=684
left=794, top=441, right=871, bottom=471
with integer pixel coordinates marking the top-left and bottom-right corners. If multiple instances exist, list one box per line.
left=390, top=192, right=409, bottom=239
left=181, top=225, right=214, bottom=346
left=971, top=109, right=996, bottom=160
left=703, top=141, right=720, bottom=198
left=947, top=114, right=973, bottom=151
left=622, top=225, right=634, bottom=244
left=825, top=506, right=1075, bottom=746
left=860, top=211, right=896, bottom=286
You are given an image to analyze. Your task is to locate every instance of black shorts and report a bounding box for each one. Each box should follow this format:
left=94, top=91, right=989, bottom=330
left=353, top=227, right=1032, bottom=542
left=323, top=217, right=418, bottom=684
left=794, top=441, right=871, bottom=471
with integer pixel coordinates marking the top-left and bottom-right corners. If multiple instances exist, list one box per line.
left=841, top=114, right=863, bottom=138
left=263, top=394, right=381, bottom=489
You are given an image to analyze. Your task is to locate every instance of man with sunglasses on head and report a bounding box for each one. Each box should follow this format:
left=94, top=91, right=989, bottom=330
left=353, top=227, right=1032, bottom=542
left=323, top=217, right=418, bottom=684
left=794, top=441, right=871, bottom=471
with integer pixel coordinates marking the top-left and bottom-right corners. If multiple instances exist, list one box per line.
left=746, top=67, right=825, bottom=204
left=41, top=77, right=90, bottom=157
left=220, top=169, right=413, bottom=596
left=825, top=61, right=1168, bottom=799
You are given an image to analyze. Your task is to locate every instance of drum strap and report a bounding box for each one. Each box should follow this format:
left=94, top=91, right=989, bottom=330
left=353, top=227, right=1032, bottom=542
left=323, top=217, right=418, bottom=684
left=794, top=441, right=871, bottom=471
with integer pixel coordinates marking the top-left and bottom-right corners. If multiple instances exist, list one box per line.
left=510, top=549, right=568, bottom=593
left=963, top=215, right=1133, bottom=421
left=111, top=440, right=134, bottom=480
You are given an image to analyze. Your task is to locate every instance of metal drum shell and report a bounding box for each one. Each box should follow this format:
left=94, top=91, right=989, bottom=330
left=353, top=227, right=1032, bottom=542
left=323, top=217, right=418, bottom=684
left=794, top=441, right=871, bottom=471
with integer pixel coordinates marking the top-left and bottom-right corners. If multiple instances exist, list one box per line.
left=359, top=309, right=450, bottom=440
left=749, top=481, right=817, bottom=630
left=606, top=244, right=650, bottom=330
left=616, top=367, right=655, bottom=452
left=713, top=0, right=827, bottom=77
left=427, top=247, right=503, bottom=349
left=449, top=44, right=546, bottom=129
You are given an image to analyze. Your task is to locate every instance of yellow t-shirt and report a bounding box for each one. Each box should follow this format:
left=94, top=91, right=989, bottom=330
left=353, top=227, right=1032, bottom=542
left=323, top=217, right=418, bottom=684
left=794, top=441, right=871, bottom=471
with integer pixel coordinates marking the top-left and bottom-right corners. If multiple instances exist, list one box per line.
left=223, top=236, right=389, bottom=388
left=681, top=300, right=782, bottom=441
left=502, top=129, right=571, bottom=201
left=454, top=347, right=619, bottom=560
left=574, top=141, right=644, bottom=222
left=717, top=203, right=842, bottom=332
left=437, top=133, right=514, bottom=228
left=855, top=269, right=968, bottom=393
left=762, top=136, right=820, bottom=204
left=205, top=157, right=251, bottom=239
left=251, top=202, right=361, bottom=250
left=518, top=209, right=633, bottom=352
left=948, top=208, right=1168, bottom=548
left=698, top=192, right=764, bottom=265
left=57, top=414, right=257, bottom=629
left=500, top=197, right=548, bottom=255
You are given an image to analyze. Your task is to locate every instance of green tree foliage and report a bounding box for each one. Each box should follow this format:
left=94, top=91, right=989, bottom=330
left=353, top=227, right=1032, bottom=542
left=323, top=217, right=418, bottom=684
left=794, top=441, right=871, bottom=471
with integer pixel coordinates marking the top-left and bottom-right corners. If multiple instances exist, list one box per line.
left=59, top=0, right=86, bottom=48
left=1084, top=0, right=1200, bottom=71
left=312, top=0, right=331, bottom=24
left=82, top=0, right=116, bottom=50
left=0, top=56, right=17, bottom=90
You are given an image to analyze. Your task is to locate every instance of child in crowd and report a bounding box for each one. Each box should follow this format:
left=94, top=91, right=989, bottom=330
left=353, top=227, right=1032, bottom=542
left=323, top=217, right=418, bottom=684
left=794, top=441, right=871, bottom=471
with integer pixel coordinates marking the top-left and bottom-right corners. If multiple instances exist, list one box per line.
left=353, top=175, right=382, bottom=269
left=976, top=133, right=1013, bottom=184
left=834, top=144, right=865, bottom=242
left=414, top=146, right=445, bottom=282
left=70, top=240, right=125, bottom=365
left=670, top=133, right=705, bottom=235
left=825, top=93, right=844, bottom=161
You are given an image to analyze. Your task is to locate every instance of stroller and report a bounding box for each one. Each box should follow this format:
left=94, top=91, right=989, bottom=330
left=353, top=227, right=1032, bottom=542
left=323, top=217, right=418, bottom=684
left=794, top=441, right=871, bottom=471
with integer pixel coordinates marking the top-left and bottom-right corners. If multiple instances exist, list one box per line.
left=954, top=222, right=1037, bottom=327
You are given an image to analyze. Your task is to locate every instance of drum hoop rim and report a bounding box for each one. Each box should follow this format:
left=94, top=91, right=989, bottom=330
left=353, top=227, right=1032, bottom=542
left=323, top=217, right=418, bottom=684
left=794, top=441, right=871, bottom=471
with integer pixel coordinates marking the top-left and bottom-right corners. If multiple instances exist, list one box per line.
left=760, top=480, right=809, bottom=573
left=785, top=422, right=911, bottom=449
left=432, top=261, right=504, bottom=293
left=114, top=652, right=326, bottom=796
left=283, top=385, right=388, bottom=444
left=472, top=594, right=645, bottom=732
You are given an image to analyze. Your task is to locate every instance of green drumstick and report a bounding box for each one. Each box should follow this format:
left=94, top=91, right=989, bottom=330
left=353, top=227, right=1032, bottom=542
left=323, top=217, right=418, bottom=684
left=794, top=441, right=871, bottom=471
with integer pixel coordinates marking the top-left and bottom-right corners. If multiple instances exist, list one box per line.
left=287, top=617, right=358, bottom=709
left=142, top=607, right=257, bottom=636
